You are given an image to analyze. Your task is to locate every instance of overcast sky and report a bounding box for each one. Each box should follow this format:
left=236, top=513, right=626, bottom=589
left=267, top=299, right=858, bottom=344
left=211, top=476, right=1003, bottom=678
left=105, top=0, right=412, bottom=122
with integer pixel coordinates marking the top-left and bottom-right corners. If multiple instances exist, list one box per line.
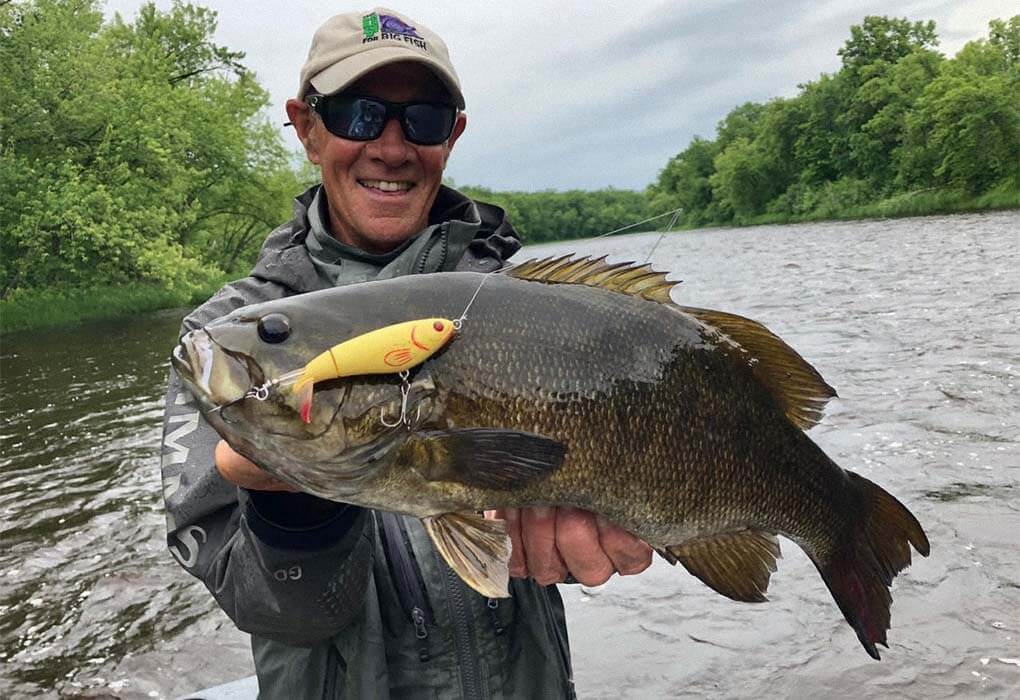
left=102, top=0, right=1014, bottom=191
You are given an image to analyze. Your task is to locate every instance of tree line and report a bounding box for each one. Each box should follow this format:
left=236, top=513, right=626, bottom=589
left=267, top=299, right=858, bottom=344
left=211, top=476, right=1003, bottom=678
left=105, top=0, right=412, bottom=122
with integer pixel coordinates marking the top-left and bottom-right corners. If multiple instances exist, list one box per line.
left=1, top=3, right=1016, bottom=305
left=647, top=16, right=1019, bottom=225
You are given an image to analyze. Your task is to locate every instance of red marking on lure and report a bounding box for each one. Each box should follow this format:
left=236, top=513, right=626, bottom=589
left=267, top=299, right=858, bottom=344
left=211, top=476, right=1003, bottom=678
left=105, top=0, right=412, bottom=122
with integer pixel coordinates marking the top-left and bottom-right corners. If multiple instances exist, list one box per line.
left=297, top=381, right=314, bottom=424
left=384, top=348, right=413, bottom=367
left=410, top=326, right=430, bottom=351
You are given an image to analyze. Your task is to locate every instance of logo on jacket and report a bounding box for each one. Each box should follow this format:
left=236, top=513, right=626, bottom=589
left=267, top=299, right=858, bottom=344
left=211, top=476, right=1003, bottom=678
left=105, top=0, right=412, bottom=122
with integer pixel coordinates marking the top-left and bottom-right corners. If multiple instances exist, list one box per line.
left=362, top=13, right=427, bottom=50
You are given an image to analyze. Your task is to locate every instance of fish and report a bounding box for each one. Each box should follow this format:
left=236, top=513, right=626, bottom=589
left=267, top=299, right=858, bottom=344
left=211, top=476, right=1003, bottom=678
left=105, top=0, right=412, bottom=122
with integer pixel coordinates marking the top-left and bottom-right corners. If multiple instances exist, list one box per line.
left=171, top=256, right=930, bottom=659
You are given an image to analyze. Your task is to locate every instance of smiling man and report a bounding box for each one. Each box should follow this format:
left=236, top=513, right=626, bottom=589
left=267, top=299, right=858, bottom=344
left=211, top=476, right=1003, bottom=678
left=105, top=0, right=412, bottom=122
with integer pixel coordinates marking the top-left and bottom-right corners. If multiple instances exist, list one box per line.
left=162, top=8, right=650, bottom=699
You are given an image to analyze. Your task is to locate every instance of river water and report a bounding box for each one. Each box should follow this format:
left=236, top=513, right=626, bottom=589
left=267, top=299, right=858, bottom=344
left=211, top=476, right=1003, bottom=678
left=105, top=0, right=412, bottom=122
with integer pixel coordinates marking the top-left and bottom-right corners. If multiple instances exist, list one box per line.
left=1, top=211, right=1018, bottom=698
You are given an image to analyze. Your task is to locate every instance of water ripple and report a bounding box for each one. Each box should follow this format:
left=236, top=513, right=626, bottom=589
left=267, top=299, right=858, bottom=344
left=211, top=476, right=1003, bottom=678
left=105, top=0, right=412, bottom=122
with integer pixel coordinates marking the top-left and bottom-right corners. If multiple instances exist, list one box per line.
left=2, top=212, right=1019, bottom=697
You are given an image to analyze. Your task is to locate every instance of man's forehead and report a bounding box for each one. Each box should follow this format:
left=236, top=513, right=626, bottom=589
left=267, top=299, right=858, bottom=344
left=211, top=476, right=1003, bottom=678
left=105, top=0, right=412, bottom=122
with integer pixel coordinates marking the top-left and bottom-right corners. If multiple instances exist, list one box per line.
left=345, top=62, right=449, bottom=101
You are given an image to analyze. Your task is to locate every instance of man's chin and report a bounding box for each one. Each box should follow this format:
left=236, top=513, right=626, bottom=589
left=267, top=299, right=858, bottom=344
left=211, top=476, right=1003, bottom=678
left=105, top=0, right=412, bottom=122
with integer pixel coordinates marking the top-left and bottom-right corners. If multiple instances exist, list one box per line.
left=345, top=217, right=425, bottom=253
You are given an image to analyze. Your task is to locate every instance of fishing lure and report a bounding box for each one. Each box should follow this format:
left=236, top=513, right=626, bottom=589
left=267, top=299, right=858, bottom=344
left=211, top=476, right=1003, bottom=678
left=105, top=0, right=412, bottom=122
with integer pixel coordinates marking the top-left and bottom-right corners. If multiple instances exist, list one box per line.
left=285, top=318, right=457, bottom=423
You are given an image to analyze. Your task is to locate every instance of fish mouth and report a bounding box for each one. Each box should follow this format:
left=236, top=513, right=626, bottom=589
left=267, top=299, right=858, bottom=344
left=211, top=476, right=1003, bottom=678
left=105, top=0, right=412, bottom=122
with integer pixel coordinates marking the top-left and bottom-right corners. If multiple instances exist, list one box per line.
left=172, top=330, right=252, bottom=407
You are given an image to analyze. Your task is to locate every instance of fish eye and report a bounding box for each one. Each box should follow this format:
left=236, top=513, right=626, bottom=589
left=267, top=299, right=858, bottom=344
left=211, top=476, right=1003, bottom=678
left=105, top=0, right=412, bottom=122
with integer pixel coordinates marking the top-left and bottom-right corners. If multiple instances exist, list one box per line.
left=257, top=313, right=291, bottom=344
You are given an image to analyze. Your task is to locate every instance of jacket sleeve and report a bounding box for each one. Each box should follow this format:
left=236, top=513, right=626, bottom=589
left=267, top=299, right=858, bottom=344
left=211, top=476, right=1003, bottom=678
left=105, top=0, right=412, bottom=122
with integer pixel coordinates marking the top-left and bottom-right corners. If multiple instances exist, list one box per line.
left=160, top=281, right=375, bottom=647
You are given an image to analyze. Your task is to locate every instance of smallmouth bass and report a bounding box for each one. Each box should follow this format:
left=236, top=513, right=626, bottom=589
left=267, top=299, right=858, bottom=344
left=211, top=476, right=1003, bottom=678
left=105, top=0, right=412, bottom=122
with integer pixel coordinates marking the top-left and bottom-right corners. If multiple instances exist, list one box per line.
left=171, top=256, right=929, bottom=659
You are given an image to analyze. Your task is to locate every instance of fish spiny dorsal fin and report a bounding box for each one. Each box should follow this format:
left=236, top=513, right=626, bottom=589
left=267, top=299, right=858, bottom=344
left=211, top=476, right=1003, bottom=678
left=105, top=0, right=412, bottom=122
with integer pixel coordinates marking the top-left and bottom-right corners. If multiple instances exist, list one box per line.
left=678, top=307, right=837, bottom=430
left=508, top=256, right=679, bottom=304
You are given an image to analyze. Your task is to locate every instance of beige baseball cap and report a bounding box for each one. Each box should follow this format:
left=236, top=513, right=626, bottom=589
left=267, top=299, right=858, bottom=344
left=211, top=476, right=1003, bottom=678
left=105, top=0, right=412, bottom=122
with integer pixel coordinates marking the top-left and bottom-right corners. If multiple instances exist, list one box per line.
left=298, top=7, right=465, bottom=109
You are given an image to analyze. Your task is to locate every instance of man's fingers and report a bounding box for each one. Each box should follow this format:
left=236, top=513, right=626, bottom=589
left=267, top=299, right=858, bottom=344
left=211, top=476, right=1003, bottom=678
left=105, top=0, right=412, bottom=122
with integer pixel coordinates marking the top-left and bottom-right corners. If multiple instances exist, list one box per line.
left=214, top=440, right=296, bottom=492
left=556, top=507, right=614, bottom=587
left=596, top=515, right=653, bottom=575
left=520, top=506, right=568, bottom=585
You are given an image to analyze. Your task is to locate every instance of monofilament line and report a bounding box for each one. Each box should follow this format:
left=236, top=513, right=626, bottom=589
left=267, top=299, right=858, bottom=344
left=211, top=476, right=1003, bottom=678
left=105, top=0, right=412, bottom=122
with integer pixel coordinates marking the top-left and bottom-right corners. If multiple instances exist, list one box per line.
left=454, top=206, right=683, bottom=331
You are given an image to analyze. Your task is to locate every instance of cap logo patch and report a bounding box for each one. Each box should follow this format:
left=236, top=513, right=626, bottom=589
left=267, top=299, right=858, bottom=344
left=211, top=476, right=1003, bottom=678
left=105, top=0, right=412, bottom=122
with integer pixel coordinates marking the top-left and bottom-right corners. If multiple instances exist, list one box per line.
left=361, top=12, right=428, bottom=51
left=362, top=13, right=380, bottom=39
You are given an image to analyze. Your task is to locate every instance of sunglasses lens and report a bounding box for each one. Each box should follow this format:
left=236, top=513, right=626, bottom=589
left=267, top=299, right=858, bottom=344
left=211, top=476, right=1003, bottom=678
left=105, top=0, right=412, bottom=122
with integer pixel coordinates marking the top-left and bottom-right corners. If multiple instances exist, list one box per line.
left=403, top=104, right=456, bottom=145
left=320, top=98, right=385, bottom=141
left=315, top=97, right=455, bottom=145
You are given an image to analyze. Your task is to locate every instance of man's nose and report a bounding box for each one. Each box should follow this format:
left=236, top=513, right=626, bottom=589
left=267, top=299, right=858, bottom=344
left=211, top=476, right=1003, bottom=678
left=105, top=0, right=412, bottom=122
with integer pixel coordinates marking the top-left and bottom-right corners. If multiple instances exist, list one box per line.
left=368, top=118, right=411, bottom=165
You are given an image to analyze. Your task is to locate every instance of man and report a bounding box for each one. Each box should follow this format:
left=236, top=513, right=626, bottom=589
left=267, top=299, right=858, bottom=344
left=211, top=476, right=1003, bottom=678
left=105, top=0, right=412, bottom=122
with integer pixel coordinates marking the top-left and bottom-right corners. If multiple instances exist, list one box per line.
left=161, top=8, right=651, bottom=698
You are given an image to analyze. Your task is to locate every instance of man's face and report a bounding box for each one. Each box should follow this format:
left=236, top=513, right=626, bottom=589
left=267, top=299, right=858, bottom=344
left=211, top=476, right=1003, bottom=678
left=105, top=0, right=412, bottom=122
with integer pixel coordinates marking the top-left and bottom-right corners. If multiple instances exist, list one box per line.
left=288, top=63, right=466, bottom=254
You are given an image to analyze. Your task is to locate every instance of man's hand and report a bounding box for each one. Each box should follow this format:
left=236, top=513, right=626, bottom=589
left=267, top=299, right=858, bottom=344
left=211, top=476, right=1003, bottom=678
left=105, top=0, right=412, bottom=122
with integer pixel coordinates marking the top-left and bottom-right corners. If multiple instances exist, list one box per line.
left=215, top=440, right=299, bottom=492
left=485, top=507, right=652, bottom=586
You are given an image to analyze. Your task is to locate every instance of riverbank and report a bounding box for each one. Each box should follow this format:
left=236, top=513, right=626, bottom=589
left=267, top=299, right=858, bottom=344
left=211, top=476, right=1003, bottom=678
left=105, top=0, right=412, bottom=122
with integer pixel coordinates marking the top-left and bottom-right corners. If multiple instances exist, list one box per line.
left=0, top=277, right=231, bottom=335
left=663, top=184, right=1018, bottom=230
left=3, top=196, right=1016, bottom=335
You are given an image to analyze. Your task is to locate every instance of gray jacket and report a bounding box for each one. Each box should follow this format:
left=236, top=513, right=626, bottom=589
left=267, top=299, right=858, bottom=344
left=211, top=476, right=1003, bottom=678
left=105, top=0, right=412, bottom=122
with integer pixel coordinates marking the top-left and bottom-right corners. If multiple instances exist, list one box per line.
left=161, top=186, right=576, bottom=699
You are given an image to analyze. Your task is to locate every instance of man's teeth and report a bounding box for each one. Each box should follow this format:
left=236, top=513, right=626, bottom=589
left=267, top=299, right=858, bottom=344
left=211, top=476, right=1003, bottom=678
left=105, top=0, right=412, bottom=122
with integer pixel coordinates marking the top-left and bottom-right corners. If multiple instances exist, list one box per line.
left=360, top=179, right=413, bottom=192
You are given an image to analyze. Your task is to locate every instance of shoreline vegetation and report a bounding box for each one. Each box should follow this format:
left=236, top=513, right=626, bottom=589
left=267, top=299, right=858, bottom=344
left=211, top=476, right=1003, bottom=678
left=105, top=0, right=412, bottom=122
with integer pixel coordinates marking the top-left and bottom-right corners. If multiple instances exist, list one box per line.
left=2, top=4, right=1017, bottom=334
left=3, top=195, right=1014, bottom=335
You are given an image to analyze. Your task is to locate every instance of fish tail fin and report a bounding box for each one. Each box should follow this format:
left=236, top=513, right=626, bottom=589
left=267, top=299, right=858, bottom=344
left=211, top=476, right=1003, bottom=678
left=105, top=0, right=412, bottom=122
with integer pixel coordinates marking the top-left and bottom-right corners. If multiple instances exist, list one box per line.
left=816, top=472, right=930, bottom=660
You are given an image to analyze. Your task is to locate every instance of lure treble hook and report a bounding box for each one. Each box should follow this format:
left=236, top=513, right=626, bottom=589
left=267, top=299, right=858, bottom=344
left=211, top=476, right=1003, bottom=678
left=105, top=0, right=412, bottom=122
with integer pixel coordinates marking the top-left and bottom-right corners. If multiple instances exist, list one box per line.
left=380, top=370, right=421, bottom=429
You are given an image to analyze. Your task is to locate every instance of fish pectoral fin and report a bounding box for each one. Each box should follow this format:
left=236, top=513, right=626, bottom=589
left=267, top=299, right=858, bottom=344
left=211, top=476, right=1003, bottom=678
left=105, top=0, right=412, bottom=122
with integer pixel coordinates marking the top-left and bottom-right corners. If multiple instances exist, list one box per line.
left=414, top=428, right=565, bottom=490
left=423, top=512, right=511, bottom=598
left=658, top=530, right=782, bottom=603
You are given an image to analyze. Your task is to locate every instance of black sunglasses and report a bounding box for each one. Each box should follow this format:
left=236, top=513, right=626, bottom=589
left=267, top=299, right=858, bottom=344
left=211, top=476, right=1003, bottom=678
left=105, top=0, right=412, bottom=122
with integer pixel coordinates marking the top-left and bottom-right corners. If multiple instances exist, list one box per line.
left=305, top=94, right=457, bottom=146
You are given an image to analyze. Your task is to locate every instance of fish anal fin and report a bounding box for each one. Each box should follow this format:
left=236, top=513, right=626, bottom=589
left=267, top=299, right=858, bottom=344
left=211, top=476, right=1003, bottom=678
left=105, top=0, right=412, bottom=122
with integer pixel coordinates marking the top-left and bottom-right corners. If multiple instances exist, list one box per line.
left=508, top=255, right=680, bottom=304
left=413, top=428, right=565, bottom=490
left=423, top=512, right=511, bottom=598
left=678, top=306, right=837, bottom=430
left=663, top=530, right=781, bottom=603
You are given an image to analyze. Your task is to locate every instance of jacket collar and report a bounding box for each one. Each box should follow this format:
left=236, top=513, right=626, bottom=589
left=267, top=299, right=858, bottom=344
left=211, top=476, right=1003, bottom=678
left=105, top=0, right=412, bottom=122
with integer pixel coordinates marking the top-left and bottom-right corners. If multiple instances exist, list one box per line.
left=251, top=185, right=520, bottom=293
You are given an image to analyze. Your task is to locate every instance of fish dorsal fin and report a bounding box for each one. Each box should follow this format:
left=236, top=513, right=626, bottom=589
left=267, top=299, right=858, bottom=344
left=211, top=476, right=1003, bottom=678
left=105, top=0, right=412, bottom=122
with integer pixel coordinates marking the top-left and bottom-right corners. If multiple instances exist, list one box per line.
left=656, top=530, right=782, bottom=603
left=508, top=256, right=678, bottom=304
left=678, top=307, right=837, bottom=430
left=423, top=512, right=511, bottom=598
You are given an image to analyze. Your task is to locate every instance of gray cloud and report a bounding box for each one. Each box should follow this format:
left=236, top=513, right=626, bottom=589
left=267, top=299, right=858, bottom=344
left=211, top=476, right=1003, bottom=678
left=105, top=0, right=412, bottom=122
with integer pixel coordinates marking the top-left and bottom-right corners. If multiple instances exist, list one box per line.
left=103, top=0, right=1015, bottom=191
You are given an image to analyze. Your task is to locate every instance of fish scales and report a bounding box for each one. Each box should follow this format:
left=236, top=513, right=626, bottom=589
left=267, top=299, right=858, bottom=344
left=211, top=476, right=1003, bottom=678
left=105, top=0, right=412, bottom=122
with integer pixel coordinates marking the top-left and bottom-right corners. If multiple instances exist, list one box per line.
left=172, top=259, right=930, bottom=659
left=419, top=277, right=840, bottom=547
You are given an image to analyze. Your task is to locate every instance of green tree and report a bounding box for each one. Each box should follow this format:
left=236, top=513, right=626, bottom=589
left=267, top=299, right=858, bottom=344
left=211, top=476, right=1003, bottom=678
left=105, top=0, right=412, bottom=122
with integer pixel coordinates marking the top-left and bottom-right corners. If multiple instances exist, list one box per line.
left=793, top=73, right=854, bottom=185
left=845, top=48, right=943, bottom=187
left=0, top=0, right=297, bottom=296
left=647, top=137, right=718, bottom=225
left=838, top=16, right=939, bottom=76
left=899, top=17, right=1020, bottom=193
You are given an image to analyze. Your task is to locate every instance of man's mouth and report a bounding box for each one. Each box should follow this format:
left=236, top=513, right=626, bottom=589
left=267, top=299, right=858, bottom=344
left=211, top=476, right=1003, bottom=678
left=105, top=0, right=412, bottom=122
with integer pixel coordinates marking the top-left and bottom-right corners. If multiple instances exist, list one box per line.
left=359, top=179, right=414, bottom=193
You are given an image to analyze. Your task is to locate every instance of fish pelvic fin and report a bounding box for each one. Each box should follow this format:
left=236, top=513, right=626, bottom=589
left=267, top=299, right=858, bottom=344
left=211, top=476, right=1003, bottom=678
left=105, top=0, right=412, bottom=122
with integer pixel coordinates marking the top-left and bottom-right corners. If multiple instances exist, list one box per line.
left=656, top=530, right=781, bottom=603
left=677, top=307, right=837, bottom=430
left=412, top=428, right=565, bottom=490
left=815, top=472, right=930, bottom=660
left=508, top=255, right=678, bottom=304
left=423, top=512, right=511, bottom=598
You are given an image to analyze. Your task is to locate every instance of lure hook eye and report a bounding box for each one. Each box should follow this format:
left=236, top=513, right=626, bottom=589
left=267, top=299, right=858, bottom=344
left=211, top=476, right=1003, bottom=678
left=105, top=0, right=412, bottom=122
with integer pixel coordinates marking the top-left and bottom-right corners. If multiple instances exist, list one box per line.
left=258, top=313, right=291, bottom=344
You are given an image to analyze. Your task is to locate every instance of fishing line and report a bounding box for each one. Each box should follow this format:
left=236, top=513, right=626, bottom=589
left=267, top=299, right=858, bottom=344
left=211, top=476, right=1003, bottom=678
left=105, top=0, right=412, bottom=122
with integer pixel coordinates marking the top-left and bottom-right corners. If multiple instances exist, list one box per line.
left=642, top=207, right=683, bottom=264
left=450, top=206, right=681, bottom=332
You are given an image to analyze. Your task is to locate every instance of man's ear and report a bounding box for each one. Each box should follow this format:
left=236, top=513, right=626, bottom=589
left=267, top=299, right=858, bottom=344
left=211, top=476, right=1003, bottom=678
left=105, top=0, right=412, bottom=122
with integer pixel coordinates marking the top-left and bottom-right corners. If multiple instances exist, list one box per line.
left=286, top=98, right=321, bottom=165
left=443, top=112, right=467, bottom=166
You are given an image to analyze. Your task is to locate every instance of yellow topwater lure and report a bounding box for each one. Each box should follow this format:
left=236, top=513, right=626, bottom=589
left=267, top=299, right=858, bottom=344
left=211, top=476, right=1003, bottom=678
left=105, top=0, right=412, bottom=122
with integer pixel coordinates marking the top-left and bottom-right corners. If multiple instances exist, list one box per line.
left=281, top=318, right=457, bottom=423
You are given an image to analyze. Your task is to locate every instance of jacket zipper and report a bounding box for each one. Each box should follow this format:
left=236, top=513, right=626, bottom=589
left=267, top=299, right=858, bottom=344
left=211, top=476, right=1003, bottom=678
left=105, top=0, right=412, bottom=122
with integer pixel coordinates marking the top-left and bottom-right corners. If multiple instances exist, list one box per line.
left=486, top=598, right=505, bottom=636
left=437, top=549, right=485, bottom=699
left=378, top=513, right=432, bottom=662
left=414, top=223, right=450, bottom=274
